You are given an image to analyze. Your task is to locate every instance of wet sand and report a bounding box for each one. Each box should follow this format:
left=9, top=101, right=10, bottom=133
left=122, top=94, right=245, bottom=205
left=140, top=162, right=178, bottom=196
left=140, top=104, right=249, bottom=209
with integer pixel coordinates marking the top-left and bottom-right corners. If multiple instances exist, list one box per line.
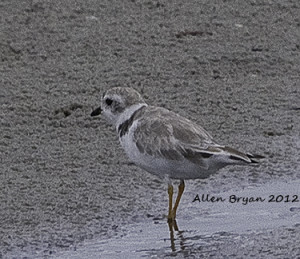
left=1, top=0, right=300, bottom=258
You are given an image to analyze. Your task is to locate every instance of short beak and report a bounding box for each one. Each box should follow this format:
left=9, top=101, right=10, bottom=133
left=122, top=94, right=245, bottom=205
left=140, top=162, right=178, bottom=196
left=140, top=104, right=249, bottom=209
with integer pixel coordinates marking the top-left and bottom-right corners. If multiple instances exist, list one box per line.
left=91, top=106, right=102, bottom=117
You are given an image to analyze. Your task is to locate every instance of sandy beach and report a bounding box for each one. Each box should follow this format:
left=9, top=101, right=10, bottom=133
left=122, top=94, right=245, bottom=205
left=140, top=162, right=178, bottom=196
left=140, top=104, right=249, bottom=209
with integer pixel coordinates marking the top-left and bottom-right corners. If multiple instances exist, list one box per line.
left=1, top=0, right=299, bottom=257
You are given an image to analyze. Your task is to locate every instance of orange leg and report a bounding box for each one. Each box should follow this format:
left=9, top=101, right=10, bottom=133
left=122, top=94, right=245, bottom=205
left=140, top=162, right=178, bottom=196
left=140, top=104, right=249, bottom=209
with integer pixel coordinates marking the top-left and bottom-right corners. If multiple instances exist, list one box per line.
left=171, top=180, right=185, bottom=220
left=167, top=180, right=185, bottom=222
left=168, top=184, right=173, bottom=221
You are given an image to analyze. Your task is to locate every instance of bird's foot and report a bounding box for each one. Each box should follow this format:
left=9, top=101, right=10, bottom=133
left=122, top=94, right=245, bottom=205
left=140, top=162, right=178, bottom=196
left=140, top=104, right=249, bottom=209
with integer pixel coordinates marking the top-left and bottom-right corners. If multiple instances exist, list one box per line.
left=167, top=209, right=177, bottom=223
left=167, top=216, right=179, bottom=231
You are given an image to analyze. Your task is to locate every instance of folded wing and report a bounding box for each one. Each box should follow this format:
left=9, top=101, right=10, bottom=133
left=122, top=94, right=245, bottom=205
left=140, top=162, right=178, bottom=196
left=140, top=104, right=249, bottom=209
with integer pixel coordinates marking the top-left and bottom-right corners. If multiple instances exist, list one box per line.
left=133, top=106, right=263, bottom=168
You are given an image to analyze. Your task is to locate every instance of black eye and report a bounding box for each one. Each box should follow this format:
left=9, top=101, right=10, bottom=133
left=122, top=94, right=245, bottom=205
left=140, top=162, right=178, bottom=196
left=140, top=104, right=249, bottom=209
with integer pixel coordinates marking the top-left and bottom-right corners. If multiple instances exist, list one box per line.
left=105, top=98, right=113, bottom=106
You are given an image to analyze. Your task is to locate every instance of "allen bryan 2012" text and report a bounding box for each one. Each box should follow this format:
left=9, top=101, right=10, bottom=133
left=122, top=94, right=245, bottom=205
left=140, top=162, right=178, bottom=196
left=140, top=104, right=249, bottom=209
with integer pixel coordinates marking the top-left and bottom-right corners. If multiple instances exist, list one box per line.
left=192, top=194, right=299, bottom=205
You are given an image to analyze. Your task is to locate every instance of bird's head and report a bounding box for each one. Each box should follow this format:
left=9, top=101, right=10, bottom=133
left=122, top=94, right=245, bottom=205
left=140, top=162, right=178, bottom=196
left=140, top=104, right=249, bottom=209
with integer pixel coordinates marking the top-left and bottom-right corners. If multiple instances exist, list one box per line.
left=91, top=87, right=146, bottom=127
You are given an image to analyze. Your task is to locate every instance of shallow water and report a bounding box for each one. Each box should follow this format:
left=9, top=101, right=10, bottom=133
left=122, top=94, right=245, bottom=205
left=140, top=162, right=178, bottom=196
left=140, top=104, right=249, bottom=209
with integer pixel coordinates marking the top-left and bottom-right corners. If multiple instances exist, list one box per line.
left=54, top=179, right=300, bottom=258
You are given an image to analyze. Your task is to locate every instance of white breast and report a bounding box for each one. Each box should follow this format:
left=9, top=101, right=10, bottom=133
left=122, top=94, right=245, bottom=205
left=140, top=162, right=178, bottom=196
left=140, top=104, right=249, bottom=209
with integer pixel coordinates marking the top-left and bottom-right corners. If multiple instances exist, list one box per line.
left=119, top=119, right=142, bottom=164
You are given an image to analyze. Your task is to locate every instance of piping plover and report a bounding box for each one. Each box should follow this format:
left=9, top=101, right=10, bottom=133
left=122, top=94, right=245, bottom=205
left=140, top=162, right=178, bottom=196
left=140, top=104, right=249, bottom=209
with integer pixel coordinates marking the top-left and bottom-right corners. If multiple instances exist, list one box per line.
left=91, top=87, right=263, bottom=222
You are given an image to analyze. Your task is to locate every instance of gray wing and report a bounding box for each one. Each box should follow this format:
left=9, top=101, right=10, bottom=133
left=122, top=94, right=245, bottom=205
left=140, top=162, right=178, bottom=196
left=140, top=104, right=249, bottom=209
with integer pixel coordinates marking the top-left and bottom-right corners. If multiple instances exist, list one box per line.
left=133, top=106, right=217, bottom=167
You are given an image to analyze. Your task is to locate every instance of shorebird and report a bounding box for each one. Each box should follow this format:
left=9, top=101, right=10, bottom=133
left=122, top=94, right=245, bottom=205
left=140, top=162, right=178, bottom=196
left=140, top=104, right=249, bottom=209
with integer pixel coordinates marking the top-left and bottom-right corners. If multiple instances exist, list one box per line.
left=91, top=87, right=262, bottom=221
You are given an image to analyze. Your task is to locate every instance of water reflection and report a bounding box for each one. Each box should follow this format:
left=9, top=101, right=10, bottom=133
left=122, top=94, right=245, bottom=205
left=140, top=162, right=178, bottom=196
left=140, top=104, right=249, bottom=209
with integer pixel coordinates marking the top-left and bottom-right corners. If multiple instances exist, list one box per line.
left=54, top=179, right=300, bottom=258
left=167, top=220, right=186, bottom=253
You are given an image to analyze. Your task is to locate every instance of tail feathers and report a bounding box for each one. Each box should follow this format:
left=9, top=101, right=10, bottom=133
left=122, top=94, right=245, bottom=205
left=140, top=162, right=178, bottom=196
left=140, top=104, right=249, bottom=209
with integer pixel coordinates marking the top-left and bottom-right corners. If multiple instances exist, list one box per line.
left=246, top=153, right=265, bottom=163
left=207, top=146, right=264, bottom=164
left=217, top=146, right=264, bottom=164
